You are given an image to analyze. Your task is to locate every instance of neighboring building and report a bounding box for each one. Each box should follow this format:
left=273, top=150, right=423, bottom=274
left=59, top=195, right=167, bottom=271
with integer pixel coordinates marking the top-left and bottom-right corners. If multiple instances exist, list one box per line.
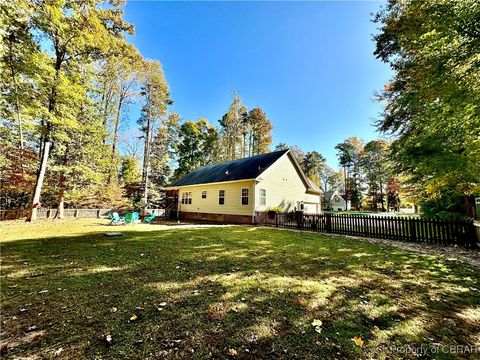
left=322, top=190, right=351, bottom=211
left=163, top=149, right=322, bottom=224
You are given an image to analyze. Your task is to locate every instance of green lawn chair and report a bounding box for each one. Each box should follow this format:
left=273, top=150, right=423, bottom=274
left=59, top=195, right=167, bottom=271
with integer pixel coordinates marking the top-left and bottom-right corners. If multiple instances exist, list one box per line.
left=110, top=212, right=125, bottom=225
left=125, top=212, right=140, bottom=224
left=144, top=213, right=157, bottom=223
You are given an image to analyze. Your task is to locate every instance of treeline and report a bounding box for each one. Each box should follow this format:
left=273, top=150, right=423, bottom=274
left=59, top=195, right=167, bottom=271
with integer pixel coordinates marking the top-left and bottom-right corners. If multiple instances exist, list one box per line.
left=371, top=0, right=479, bottom=219
left=335, top=137, right=402, bottom=212
left=0, top=1, right=275, bottom=219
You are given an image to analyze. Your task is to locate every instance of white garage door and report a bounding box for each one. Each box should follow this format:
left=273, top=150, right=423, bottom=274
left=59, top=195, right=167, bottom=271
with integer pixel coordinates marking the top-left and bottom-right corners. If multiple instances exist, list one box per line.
left=304, top=203, right=318, bottom=213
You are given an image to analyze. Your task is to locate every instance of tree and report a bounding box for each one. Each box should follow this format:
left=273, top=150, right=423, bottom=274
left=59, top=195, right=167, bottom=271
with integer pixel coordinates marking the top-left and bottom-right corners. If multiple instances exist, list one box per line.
left=274, top=143, right=289, bottom=151
left=319, top=165, right=343, bottom=193
left=0, top=0, right=42, bottom=151
left=302, top=151, right=326, bottom=187
left=386, top=177, right=400, bottom=212
left=335, top=137, right=364, bottom=209
left=373, top=0, right=480, bottom=218
left=137, top=59, right=171, bottom=206
left=121, top=155, right=142, bottom=206
left=174, top=119, right=219, bottom=179
left=148, top=112, right=180, bottom=206
left=243, top=107, right=273, bottom=156
left=361, top=140, right=389, bottom=211
left=22, top=0, right=133, bottom=221
left=219, top=91, right=247, bottom=160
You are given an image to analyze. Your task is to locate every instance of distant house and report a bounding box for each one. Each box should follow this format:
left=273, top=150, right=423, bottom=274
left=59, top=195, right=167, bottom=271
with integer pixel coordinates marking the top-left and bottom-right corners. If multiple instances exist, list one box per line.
left=163, top=149, right=322, bottom=224
left=322, top=190, right=351, bottom=211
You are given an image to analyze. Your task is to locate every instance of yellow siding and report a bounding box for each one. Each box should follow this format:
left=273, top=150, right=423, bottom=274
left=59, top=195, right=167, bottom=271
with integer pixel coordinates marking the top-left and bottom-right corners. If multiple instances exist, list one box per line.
left=178, top=180, right=254, bottom=216
left=255, top=153, right=321, bottom=212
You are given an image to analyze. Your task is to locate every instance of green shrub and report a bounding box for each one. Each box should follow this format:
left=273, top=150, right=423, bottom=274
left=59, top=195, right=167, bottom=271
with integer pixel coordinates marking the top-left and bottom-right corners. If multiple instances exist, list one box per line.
left=266, top=206, right=283, bottom=214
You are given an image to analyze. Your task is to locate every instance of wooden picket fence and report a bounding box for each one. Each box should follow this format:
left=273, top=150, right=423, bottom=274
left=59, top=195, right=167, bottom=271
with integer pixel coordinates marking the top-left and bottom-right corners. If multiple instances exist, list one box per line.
left=0, top=208, right=164, bottom=221
left=255, top=212, right=478, bottom=248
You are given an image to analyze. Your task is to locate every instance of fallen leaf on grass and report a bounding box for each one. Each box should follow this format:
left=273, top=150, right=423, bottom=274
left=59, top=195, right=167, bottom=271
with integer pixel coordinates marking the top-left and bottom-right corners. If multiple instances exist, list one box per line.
left=311, top=319, right=322, bottom=327
left=130, top=314, right=137, bottom=322
left=228, top=348, right=238, bottom=356
left=352, top=336, right=364, bottom=347
left=159, top=302, right=167, bottom=307
left=295, top=297, right=303, bottom=305
left=110, top=307, right=117, bottom=313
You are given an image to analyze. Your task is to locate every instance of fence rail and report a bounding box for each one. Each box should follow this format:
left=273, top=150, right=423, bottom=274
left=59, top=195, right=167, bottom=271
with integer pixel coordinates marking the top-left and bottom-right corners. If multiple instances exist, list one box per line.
left=255, top=211, right=478, bottom=248
left=0, top=208, right=164, bottom=221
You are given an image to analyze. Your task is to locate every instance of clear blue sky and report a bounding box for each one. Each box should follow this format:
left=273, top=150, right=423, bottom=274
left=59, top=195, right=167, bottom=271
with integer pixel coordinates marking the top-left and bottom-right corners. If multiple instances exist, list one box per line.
left=123, top=1, right=391, bottom=167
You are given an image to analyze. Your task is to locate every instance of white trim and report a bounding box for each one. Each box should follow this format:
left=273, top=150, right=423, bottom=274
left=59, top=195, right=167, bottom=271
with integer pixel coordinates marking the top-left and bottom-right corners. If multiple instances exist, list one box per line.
left=218, top=189, right=225, bottom=205
left=241, top=187, right=249, bottom=206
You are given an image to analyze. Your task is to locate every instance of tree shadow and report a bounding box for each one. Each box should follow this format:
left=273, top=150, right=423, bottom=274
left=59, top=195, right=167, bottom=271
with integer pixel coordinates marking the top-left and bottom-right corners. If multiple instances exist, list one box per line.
left=1, top=226, right=479, bottom=359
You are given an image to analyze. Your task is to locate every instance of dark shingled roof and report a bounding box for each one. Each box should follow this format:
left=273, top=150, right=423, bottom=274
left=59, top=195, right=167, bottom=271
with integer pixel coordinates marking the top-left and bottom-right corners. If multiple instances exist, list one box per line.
left=168, top=149, right=289, bottom=187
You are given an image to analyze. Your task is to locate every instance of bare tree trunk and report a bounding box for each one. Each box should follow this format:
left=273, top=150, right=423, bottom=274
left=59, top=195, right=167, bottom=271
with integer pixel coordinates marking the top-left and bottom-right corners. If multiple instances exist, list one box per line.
left=142, top=108, right=152, bottom=205
left=379, top=180, right=385, bottom=212
left=55, top=187, right=65, bottom=219
left=27, top=141, right=51, bottom=221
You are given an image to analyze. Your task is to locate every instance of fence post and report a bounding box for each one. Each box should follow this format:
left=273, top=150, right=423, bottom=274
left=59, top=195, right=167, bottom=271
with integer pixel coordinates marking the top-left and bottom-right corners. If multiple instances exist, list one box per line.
left=75, top=209, right=79, bottom=218
left=326, top=213, right=331, bottom=233
left=97, top=209, right=101, bottom=218
left=409, top=218, right=416, bottom=242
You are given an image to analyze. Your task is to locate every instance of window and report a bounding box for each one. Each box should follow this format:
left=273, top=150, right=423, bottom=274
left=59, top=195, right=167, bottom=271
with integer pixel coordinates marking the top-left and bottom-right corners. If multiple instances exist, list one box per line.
left=218, top=190, right=225, bottom=205
left=201, top=191, right=207, bottom=199
left=260, top=189, right=266, bottom=206
left=334, top=196, right=340, bottom=203
left=241, top=188, right=249, bottom=205
left=181, top=192, right=192, bottom=204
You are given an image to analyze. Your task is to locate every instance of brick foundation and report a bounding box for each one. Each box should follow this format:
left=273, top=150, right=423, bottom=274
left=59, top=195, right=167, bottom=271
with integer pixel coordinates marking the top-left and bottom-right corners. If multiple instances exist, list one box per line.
left=179, top=211, right=254, bottom=224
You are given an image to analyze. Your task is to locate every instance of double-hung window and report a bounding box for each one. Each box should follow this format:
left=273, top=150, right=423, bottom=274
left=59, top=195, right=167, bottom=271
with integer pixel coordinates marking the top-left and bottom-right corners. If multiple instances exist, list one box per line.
left=201, top=191, right=207, bottom=199
left=241, top=188, right=249, bottom=205
left=181, top=192, right=192, bottom=204
left=260, top=189, right=266, bottom=206
left=218, top=190, right=225, bottom=205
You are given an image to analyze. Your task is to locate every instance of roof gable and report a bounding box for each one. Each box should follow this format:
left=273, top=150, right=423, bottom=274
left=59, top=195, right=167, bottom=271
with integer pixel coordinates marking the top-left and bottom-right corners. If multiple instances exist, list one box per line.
left=168, top=149, right=288, bottom=187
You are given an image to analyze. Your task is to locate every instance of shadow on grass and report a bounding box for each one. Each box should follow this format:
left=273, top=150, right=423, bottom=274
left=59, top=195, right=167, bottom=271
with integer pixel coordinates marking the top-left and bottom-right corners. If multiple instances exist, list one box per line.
left=1, top=227, right=479, bottom=359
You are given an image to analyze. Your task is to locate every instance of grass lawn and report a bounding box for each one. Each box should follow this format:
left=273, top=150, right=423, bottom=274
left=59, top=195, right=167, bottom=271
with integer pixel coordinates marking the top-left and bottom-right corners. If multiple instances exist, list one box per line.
left=1, top=219, right=479, bottom=359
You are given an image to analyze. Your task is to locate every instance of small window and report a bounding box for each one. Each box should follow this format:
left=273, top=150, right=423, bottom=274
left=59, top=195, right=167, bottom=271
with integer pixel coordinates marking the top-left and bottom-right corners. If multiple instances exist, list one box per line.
left=219, top=190, right=225, bottom=205
left=241, top=188, right=249, bottom=205
left=201, top=191, right=207, bottom=199
left=188, top=192, right=192, bottom=204
left=334, top=196, right=340, bottom=203
left=260, top=189, right=266, bottom=206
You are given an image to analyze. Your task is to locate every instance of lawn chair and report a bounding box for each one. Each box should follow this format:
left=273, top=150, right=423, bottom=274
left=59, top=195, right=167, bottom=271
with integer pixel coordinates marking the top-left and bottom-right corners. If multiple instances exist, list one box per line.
left=131, top=212, right=140, bottom=223
left=144, top=213, right=157, bottom=223
left=110, top=212, right=125, bottom=225
left=125, top=212, right=140, bottom=224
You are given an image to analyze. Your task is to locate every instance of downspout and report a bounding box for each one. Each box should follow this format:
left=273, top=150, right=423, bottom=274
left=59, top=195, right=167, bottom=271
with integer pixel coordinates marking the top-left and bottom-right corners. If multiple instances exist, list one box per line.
left=176, top=188, right=180, bottom=221
left=252, top=179, right=256, bottom=224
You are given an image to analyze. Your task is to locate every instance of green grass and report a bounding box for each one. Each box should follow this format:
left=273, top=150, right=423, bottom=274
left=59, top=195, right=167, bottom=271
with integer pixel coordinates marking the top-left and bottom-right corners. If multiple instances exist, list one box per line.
left=1, top=219, right=479, bottom=359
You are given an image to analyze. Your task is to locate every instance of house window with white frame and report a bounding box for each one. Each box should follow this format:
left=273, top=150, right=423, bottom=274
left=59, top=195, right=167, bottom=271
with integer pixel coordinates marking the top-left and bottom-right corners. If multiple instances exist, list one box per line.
left=201, top=191, right=207, bottom=199
left=182, top=192, right=192, bottom=204
left=241, top=188, right=249, bottom=205
left=218, top=190, right=225, bottom=205
left=260, top=189, right=266, bottom=206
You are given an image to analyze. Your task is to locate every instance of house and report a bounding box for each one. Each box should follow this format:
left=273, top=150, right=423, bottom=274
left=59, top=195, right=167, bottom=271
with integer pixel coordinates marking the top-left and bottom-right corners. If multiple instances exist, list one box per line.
left=322, top=190, right=351, bottom=211
left=163, top=149, right=322, bottom=224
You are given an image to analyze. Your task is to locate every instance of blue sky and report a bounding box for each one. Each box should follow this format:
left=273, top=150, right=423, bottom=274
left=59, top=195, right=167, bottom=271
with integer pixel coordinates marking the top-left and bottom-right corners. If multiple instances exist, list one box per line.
left=123, top=1, right=392, bottom=167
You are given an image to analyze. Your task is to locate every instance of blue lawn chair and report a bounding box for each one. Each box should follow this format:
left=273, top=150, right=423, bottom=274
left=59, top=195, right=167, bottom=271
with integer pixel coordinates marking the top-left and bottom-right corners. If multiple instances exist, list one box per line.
left=110, top=212, right=125, bottom=225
